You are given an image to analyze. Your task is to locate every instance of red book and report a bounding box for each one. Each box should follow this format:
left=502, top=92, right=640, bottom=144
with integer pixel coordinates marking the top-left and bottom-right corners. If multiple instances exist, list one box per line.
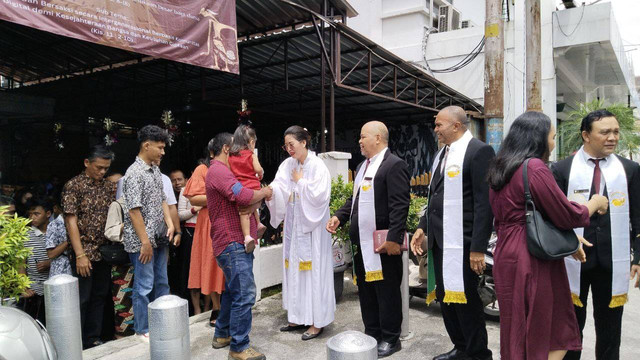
left=373, top=230, right=408, bottom=253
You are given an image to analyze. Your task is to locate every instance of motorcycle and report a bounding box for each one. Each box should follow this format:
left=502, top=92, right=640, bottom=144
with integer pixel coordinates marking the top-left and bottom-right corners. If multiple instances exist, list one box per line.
left=408, top=233, right=500, bottom=321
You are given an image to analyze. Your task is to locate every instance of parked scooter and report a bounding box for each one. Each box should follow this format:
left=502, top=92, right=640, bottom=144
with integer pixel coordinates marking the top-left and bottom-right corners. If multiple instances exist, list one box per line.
left=408, top=233, right=499, bottom=321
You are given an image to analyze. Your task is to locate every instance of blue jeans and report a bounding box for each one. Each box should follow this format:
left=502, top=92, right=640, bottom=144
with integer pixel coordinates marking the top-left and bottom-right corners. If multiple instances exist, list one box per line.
left=214, top=242, right=256, bottom=352
left=129, top=246, right=170, bottom=335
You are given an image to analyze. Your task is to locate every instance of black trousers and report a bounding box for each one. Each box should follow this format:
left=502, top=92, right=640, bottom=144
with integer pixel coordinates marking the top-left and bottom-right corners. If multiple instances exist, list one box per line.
left=169, top=226, right=194, bottom=305
left=433, top=242, right=491, bottom=360
left=564, top=266, right=624, bottom=360
left=73, top=259, right=111, bottom=347
left=353, top=241, right=403, bottom=344
left=20, top=294, right=46, bottom=326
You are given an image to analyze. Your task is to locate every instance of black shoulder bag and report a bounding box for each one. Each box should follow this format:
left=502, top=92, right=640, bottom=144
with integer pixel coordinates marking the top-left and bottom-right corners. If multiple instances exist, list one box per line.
left=523, top=158, right=579, bottom=260
left=99, top=201, right=130, bottom=265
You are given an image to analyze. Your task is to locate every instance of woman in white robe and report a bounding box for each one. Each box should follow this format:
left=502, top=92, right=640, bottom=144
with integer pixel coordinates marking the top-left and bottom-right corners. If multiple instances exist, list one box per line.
left=266, top=125, right=335, bottom=341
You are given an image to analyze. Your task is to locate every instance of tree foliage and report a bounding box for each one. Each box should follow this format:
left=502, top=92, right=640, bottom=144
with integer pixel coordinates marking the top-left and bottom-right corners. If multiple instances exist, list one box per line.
left=558, top=99, right=640, bottom=159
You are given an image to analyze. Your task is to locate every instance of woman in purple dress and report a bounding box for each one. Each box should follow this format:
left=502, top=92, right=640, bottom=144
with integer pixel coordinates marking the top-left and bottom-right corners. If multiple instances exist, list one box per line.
left=487, top=111, right=609, bottom=360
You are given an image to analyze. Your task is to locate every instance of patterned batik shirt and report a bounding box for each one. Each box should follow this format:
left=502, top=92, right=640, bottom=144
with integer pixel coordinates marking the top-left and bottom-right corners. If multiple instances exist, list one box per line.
left=122, top=156, right=167, bottom=253
left=45, top=215, right=72, bottom=277
left=25, top=227, right=50, bottom=296
left=62, top=172, right=117, bottom=262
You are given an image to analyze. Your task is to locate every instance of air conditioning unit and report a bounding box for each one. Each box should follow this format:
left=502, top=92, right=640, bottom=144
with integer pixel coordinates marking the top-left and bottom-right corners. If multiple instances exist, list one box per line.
left=438, top=5, right=461, bottom=32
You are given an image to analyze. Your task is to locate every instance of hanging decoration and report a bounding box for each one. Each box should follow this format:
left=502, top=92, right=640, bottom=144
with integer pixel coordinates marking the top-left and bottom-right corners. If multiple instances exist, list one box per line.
left=103, top=117, right=119, bottom=146
left=161, top=110, right=178, bottom=146
left=53, top=122, right=64, bottom=151
left=238, top=99, right=252, bottom=126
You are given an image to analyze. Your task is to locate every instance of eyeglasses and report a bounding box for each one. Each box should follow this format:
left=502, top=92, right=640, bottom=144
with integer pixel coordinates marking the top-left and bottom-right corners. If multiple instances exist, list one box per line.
left=281, top=142, right=298, bottom=151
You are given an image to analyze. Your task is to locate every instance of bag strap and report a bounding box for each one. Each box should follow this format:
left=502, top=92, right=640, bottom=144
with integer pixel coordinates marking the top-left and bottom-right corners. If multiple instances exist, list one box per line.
left=522, top=158, right=535, bottom=211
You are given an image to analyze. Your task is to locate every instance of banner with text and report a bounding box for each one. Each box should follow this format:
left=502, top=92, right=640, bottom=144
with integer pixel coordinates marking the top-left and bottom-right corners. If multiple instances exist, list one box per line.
left=0, top=0, right=239, bottom=74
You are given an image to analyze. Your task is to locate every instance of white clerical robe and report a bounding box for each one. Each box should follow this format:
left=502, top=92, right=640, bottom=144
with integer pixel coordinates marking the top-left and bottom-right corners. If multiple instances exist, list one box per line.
left=266, top=152, right=335, bottom=327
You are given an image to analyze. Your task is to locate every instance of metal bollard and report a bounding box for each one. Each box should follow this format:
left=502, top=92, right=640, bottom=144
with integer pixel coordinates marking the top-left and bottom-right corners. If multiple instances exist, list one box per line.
left=400, top=250, right=413, bottom=340
left=148, top=295, right=190, bottom=360
left=44, top=274, right=83, bottom=360
left=326, top=330, right=378, bottom=360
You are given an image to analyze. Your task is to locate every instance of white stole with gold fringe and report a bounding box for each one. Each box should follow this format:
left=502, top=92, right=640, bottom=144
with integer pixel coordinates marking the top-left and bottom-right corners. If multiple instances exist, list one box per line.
left=566, top=147, right=629, bottom=308
left=430, top=131, right=473, bottom=304
left=351, top=148, right=387, bottom=282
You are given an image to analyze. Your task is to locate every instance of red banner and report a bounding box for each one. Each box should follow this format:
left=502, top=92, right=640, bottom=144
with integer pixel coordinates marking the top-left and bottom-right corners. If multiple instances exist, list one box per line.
left=0, top=0, right=239, bottom=74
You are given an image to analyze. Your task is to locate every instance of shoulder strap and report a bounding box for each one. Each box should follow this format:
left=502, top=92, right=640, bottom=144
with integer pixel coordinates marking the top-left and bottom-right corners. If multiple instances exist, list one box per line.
left=522, top=158, right=535, bottom=211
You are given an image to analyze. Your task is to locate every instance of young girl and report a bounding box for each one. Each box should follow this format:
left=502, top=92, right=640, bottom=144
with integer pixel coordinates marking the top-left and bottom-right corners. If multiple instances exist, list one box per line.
left=229, top=123, right=266, bottom=252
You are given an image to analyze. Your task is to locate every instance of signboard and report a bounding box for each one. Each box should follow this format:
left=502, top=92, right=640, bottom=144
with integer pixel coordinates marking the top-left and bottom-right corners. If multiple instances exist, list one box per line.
left=0, top=0, right=239, bottom=74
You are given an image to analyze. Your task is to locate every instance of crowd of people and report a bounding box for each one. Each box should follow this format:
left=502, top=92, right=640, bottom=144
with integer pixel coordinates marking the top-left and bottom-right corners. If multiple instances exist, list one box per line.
left=1, top=105, right=638, bottom=360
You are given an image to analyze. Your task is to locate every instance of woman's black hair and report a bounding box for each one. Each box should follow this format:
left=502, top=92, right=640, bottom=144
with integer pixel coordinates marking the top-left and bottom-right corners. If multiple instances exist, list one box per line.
left=230, top=124, right=257, bottom=156
left=487, top=111, right=552, bottom=191
left=283, top=125, right=311, bottom=149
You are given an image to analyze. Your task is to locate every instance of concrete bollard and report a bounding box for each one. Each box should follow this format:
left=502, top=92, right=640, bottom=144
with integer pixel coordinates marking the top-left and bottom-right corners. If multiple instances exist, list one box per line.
left=148, top=295, right=190, bottom=360
left=44, top=274, right=83, bottom=360
left=326, top=330, right=378, bottom=360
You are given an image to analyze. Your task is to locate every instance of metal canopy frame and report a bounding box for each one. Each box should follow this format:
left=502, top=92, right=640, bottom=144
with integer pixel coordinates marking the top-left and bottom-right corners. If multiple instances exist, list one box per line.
left=0, top=0, right=482, bottom=152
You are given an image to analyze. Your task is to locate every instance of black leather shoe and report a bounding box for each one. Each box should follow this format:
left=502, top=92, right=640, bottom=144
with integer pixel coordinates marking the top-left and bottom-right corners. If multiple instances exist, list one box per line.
left=279, top=324, right=306, bottom=332
left=377, top=341, right=401, bottom=358
left=301, top=327, right=323, bottom=341
left=433, top=348, right=468, bottom=360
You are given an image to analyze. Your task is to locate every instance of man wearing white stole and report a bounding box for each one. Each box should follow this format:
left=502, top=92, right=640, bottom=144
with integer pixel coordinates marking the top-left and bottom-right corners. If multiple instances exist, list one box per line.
left=266, top=125, right=335, bottom=341
left=327, top=121, right=410, bottom=358
left=411, top=106, right=494, bottom=360
left=551, top=110, right=640, bottom=360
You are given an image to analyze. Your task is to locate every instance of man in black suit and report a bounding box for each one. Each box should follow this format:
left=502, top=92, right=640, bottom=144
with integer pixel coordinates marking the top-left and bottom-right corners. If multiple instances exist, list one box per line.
left=327, top=121, right=410, bottom=358
left=551, top=110, right=640, bottom=360
left=411, top=106, right=494, bottom=360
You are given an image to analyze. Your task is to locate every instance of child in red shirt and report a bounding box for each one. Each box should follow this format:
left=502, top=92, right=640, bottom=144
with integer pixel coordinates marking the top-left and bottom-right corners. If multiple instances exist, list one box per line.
left=228, top=124, right=265, bottom=252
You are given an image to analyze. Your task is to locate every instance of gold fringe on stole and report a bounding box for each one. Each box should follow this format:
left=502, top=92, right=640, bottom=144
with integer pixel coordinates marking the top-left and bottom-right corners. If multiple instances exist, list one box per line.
left=284, top=259, right=289, bottom=269
left=609, top=294, right=628, bottom=308
left=365, top=270, right=384, bottom=282
left=352, top=274, right=357, bottom=285
left=426, top=290, right=437, bottom=305
left=443, top=291, right=467, bottom=304
left=298, top=261, right=312, bottom=271
left=571, top=293, right=584, bottom=307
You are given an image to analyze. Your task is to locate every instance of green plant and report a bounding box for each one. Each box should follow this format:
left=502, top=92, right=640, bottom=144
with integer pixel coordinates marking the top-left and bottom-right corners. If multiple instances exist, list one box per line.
left=330, top=176, right=429, bottom=241
left=558, top=99, right=640, bottom=159
left=330, top=175, right=353, bottom=244
left=407, top=194, right=428, bottom=233
left=0, top=206, right=32, bottom=304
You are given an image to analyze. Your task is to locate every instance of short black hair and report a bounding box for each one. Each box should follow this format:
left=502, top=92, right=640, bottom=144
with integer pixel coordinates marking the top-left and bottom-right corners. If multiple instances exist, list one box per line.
left=0, top=195, right=14, bottom=207
left=580, top=109, right=616, bottom=134
left=26, top=197, right=53, bottom=213
left=208, top=133, right=233, bottom=157
left=87, top=144, right=115, bottom=162
left=284, top=125, right=311, bottom=149
left=137, top=125, right=171, bottom=147
left=170, top=169, right=185, bottom=177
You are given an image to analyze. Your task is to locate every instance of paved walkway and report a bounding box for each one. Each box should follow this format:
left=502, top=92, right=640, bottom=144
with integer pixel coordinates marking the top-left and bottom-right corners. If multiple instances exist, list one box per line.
left=84, top=274, right=640, bottom=359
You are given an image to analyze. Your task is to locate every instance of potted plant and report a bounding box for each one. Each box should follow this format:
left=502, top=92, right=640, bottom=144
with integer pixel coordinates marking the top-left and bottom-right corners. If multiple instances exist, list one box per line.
left=0, top=206, right=32, bottom=306
left=330, top=176, right=353, bottom=301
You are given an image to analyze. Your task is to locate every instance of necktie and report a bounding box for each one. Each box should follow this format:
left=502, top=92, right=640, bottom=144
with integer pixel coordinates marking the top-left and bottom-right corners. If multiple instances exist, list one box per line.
left=363, top=159, right=371, bottom=174
left=589, top=158, right=602, bottom=196
left=439, top=146, right=450, bottom=176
